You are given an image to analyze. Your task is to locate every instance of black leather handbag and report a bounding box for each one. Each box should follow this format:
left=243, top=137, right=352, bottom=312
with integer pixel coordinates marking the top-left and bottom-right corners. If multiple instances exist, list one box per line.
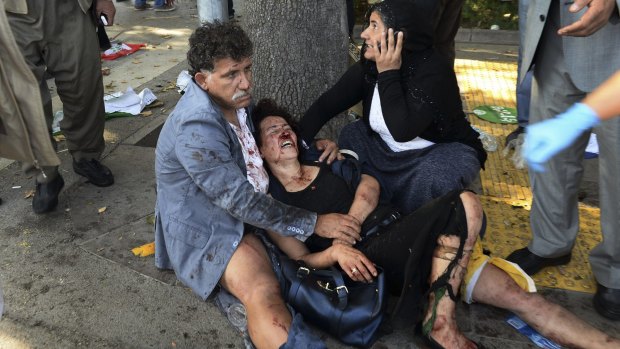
left=279, top=257, right=386, bottom=348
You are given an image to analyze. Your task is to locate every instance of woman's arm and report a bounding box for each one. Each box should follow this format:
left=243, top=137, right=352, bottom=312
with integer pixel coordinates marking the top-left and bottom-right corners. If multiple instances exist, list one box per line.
left=347, top=174, right=380, bottom=224
left=300, top=63, right=366, bottom=145
left=266, top=230, right=377, bottom=282
left=378, top=58, right=460, bottom=142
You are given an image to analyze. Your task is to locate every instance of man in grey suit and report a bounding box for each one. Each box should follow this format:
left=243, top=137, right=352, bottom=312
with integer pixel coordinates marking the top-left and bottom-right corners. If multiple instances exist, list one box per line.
left=507, top=0, right=620, bottom=320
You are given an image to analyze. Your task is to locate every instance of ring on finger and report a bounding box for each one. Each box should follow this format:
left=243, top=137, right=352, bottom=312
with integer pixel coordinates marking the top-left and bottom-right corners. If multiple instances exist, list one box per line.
left=351, top=267, right=358, bottom=274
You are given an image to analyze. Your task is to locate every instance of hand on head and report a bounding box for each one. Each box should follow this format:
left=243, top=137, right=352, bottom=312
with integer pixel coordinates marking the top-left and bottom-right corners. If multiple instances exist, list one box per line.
left=375, top=28, right=404, bottom=73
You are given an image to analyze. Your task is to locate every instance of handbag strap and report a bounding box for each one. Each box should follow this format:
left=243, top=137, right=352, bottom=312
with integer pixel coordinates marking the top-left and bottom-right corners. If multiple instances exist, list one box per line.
left=296, top=265, right=349, bottom=310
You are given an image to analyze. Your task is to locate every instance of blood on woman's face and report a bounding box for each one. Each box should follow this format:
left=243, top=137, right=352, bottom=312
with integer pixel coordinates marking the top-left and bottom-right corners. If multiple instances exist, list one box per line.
left=258, top=116, right=298, bottom=165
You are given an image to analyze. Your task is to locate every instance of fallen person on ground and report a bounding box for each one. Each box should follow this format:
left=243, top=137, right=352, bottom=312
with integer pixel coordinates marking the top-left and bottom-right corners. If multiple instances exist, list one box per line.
left=253, top=99, right=620, bottom=349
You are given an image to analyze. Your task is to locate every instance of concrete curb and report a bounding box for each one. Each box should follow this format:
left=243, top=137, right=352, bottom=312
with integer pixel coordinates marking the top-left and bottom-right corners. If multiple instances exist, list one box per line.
left=455, top=28, right=519, bottom=45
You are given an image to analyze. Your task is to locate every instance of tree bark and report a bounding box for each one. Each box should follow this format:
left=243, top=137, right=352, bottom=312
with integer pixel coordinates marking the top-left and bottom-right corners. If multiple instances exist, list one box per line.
left=243, top=0, right=354, bottom=140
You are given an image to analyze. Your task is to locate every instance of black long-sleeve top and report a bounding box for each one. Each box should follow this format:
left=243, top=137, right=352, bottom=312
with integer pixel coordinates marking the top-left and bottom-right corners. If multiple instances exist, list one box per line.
left=300, top=55, right=487, bottom=168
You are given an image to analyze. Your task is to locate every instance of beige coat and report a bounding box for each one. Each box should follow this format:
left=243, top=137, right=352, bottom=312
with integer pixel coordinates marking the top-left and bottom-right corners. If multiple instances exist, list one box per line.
left=0, top=0, right=60, bottom=166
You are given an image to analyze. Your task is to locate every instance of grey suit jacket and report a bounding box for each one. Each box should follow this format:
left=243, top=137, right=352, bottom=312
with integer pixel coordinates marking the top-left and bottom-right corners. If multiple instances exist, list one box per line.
left=520, top=0, right=620, bottom=91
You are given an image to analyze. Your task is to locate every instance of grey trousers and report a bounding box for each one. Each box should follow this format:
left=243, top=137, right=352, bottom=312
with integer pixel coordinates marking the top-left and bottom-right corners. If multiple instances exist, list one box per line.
left=528, top=3, right=620, bottom=288
left=8, top=0, right=106, bottom=182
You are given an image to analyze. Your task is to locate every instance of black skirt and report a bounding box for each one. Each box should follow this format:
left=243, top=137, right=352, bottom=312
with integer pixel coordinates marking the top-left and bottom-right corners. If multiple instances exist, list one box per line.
left=357, top=189, right=468, bottom=323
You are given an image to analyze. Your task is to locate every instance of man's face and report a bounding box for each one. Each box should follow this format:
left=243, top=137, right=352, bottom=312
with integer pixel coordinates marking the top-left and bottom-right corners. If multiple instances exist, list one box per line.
left=197, top=57, right=253, bottom=111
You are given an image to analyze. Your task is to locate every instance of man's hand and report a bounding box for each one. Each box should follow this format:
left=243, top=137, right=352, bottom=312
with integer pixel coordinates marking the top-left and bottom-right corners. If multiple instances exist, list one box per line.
left=315, top=213, right=361, bottom=245
left=314, top=139, right=342, bottom=164
left=97, top=0, right=116, bottom=25
left=376, top=28, right=403, bottom=73
left=558, top=0, right=616, bottom=37
left=330, top=244, right=377, bottom=282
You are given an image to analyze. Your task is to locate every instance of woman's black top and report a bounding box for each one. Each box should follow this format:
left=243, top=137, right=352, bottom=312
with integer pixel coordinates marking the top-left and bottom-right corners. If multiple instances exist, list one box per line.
left=273, top=163, right=355, bottom=253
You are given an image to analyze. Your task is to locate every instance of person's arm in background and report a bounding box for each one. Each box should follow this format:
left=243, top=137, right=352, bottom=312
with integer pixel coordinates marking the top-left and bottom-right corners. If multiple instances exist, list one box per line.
left=96, top=0, right=116, bottom=24
left=300, top=63, right=365, bottom=148
left=557, top=0, right=618, bottom=37
left=524, top=70, right=620, bottom=171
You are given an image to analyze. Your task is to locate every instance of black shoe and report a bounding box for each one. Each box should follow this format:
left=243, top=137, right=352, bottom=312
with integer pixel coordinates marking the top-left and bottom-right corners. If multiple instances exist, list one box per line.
left=32, top=175, right=65, bottom=214
left=73, top=158, right=114, bottom=187
left=506, top=247, right=571, bottom=275
left=594, top=283, right=620, bottom=321
left=505, top=126, right=525, bottom=146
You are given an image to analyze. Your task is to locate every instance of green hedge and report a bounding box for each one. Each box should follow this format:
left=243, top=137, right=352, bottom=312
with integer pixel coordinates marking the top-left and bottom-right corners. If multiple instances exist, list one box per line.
left=353, top=0, right=519, bottom=30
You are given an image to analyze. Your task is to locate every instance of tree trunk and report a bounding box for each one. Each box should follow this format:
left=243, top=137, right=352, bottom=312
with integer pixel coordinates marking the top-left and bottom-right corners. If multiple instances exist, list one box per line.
left=243, top=0, right=354, bottom=140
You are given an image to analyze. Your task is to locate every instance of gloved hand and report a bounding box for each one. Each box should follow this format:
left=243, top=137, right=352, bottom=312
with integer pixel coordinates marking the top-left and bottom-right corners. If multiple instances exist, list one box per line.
left=523, top=103, right=600, bottom=172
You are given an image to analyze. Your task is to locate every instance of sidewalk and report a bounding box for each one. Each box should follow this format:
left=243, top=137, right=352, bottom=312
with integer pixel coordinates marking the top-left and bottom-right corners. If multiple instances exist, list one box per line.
left=1, top=3, right=617, bottom=349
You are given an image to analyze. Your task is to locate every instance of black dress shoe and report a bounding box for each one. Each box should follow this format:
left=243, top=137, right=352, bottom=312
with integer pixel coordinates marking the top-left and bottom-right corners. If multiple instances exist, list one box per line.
left=73, top=158, right=114, bottom=187
left=32, top=175, right=65, bottom=214
left=506, top=247, right=571, bottom=275
left=594, top=283, right=620, bottom=321
left=505, top=126, right=525, bottom=146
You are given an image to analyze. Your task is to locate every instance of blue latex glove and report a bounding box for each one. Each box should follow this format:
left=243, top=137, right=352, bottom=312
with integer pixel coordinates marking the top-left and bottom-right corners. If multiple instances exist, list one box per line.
left=523, top=103, right=600, bottom=172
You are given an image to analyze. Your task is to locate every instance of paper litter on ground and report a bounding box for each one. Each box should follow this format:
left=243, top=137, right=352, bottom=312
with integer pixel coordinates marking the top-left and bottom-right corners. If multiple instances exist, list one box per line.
left=176, top=70, right=192, bottom=94
left=104, top=87, right=158, bottom=115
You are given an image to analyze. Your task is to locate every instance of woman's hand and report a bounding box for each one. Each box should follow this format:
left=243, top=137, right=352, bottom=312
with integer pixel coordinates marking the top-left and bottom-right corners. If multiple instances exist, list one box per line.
left=330, top=244, right=377, bottom=282
left=314, top=138, right=343, bottom=164
left=376, top=28, right=403, bottom=73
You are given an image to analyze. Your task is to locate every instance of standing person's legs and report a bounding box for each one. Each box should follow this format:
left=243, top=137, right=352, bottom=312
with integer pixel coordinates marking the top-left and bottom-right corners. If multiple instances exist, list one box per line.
left=433, top=0, right=464, bottom=66
left=507, top=3, right=589, bottom=272
left=507, top=0, right=532, bottom=144
left=7, top=0, right=65, bottom=213
left=590, top=117, right=620, bottom=319
left=44, top=0, right=113, bottom=187
left=46, top=1, right=105, bottom=161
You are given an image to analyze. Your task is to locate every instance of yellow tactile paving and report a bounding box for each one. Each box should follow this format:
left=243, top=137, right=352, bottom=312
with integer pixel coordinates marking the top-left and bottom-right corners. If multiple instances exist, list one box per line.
left=456, top=58, right=598, bottom=293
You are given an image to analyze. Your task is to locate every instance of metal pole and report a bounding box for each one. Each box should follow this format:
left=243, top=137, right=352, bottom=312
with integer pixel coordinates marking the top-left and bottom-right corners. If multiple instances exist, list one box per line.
left=197, top=0, right=229, bottom=23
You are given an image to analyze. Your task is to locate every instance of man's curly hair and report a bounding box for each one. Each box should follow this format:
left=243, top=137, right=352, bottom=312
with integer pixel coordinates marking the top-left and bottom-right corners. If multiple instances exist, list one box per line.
left=187, top=21, right=253, bottom=76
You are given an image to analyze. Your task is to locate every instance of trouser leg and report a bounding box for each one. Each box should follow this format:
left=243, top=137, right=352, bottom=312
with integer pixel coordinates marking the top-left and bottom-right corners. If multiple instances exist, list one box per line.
left=528, top=3, right=589, bottom=257
left=433, top=0, right=464, bottom=66
left=589, top=118, right=620, bottom=288
left=7, top=1, right=59, bottom=183
left=44, top=0, right=106, bottom=161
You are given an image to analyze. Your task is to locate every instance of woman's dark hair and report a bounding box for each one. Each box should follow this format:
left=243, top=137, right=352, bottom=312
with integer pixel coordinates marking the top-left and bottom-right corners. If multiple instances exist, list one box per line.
left=187, top=21, right=253, bottom=76
left=252, top=99, right=301, bottom=153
